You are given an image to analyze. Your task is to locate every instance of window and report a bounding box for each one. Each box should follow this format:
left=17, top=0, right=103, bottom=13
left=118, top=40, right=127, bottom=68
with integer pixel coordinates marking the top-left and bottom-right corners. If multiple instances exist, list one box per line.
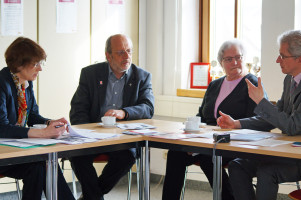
left=206, top=0, right=262, bottom=65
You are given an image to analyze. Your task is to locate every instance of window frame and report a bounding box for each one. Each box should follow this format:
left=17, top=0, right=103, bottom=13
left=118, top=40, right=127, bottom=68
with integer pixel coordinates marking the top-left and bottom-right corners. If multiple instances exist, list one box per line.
left=199, top=0, right=240, bottom=63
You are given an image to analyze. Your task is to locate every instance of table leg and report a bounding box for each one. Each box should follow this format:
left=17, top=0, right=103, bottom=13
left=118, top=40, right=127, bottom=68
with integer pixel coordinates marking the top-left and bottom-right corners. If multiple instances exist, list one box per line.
left=138, top=147, right=144, bottom=200
left=144, top=141, right=150, bottom=200
left=46, top=152, right=58, bottom=200
left=213, top=155, right=222, bottom=200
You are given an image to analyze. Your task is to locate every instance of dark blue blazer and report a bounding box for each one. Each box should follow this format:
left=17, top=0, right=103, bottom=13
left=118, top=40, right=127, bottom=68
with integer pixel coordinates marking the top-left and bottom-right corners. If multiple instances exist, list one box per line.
left=0, top=67, right=48, bottom=138
left=70, top=62, right=155, bottom=125
left=198, top=74, right=266, bottom=125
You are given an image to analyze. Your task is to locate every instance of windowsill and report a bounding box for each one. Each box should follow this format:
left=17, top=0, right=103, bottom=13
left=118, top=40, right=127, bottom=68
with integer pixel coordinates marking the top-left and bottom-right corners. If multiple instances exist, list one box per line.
left=176, top=89, right=206, bottom=98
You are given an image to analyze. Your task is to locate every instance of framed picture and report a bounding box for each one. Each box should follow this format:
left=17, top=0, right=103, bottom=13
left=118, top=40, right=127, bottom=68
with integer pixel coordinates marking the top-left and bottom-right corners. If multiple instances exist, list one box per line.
left=190, top=62, right=211, bottom=89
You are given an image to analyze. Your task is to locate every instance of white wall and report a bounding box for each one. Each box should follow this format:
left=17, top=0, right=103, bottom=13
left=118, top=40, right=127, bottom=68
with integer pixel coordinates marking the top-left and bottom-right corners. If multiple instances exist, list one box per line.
left=38, top=0, right=139, bottom=119
left=91, top=0, right=139, bottom=65
left=144, top=0, right=164, bottom=95
left=261, top=0, right=295, bottom=101
left=141, top=0, right=199, bottom=96
left=38, top=0, right=91, bottom=119
left=0, top=0, right=138, bottom=193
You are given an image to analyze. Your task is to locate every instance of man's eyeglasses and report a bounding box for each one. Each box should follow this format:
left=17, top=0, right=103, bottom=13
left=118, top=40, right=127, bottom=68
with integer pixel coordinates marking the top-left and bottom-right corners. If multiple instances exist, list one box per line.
left=222, top=55, right=243, bottom=63
left=112, top=49, right=133, bottom=57
left=278, top=54, right=298, bottom=60
left=33, top=60, right=46, bottom=68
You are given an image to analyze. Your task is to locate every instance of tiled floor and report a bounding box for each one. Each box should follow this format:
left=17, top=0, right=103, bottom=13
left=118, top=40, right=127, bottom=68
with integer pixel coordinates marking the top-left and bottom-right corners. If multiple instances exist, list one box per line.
left=0, top=171, right=293, bottom=200
left=104, top=182, right=213, bottom=200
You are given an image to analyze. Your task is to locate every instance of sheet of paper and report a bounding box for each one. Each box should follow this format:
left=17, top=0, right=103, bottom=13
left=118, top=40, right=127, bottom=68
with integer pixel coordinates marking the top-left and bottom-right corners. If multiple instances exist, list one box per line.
left=117, top=123, right=156, bottom=130
left=227, top=129, right=263, bottom=134
left=0, top=141, right=37, bottom=148
left=238, top=139, right=292, bottom=147
left=56, top=0, right=77, bottom=33
left=123, top=129, right=160, bottom=136
left=192, top=64, right=209, bottom=87
left=190, top=132, right=216, bottom=139
left=150, top=134, right=191, bottom=140
left=1, top=0, right=24, bottom=36
left=56, top=136, right=98, bottom=144
left=68, top=126, right=119, bottom=139
left=84, top=132, right=119, bottom=139
left=16, top=138, right=61, bottom=145
left=230, top=134, right=272, bottom=141
left=150, top=133, right=211, bottom=140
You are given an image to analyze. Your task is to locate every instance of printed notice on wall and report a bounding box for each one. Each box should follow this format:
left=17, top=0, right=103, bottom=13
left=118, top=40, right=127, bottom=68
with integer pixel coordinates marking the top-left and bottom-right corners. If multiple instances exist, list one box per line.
left=108, top=0, right=123, bottom=4
left=56, top=0, right=77, bottom=33
left=106, top=0, right=125, bottom=34
left=1, top=0, right=23, bottom=36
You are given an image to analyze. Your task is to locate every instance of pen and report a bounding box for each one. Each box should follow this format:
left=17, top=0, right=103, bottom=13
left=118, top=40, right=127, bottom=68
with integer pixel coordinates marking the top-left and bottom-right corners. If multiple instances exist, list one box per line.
left=55, top=125, right=64, bottom=128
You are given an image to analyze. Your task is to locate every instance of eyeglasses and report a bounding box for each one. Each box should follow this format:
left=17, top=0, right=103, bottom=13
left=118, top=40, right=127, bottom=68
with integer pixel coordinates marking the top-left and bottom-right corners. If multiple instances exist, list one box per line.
left=222, top=55, right=243, bottom=63
left=112, top=49, right=133, bottom=57
left=278, top=54, right=298, bottom=60
left=33, top=60, right=46, bottom=68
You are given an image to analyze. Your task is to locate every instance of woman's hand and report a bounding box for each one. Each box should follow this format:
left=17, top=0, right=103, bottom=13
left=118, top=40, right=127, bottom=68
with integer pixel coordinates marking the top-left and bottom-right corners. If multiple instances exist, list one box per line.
left=28, top=121, right=66, bottom=139
left=217, top=111, right=241, bottom=129
left=47, top=117, right=68, bottom=126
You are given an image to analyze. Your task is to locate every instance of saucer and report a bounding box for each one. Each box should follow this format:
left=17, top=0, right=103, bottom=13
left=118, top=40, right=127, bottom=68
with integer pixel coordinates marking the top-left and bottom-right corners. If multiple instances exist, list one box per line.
left=183, top=128, right=201, bottom=133
left=98, top=123, right=118, bottom=128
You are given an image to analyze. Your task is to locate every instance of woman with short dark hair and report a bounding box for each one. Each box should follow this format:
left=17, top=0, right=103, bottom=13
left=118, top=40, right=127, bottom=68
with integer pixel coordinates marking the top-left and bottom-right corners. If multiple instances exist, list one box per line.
left=0, top=37, right=75, bottom=200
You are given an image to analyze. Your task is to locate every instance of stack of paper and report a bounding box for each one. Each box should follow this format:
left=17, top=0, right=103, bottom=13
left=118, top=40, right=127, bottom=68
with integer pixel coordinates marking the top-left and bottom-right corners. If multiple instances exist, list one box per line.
left=117, top=123, right=156, bottom=130
left=123, top=129, right=162, bottom=136
left=225, top=129, right=273, bottom=141
left=0, top=138, right=61, bottom=148
left=150, top=133, right=212, bottom=140
left=0, top=125, right=120, bottom=148
left=56, top=126, right=120, bottom=144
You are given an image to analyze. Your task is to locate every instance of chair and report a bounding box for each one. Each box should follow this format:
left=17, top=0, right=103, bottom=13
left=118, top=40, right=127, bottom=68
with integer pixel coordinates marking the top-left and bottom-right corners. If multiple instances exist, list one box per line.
left=61, top=153, right=141, bottom=200
left=61, top=158, right=78, bottom=198
left=288, top=182, right=301, bottom=200
left=94, top=154, right=133, bottom=199
left=0, top=175, right=22, bottom=200
left=180, top=161, right=201, bottom=200
left=180, top=161, right=229, bottom=200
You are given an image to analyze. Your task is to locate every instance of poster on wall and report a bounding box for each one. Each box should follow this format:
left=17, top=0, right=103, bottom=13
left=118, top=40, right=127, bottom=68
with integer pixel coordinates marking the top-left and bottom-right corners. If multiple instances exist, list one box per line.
left=106, top=0, right=125, bottom=34
left=56, top=0, right=77, bottom=33
left=1, top=0, right=23, bottom=36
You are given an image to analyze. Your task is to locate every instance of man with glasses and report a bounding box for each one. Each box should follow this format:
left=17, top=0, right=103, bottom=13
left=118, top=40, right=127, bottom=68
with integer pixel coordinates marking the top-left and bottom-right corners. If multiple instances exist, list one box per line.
left=69, top=34, right=154, bottom=200
left=217, top=29, right=301, bottom=200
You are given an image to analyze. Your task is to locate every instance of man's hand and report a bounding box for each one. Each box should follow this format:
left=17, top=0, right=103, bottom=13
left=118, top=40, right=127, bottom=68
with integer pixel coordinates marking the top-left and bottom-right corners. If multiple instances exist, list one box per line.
left=245, top=77, right=264, bottom=104
left=104, top=109, right=126, bottom=120
left=217, top=111, right=241, bottom=129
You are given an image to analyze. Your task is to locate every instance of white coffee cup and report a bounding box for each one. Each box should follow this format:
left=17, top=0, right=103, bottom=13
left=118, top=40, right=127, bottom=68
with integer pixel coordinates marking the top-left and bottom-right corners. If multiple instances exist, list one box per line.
left=187, top=116, right=201, bottom=125
left=32, top=124, right=47, bottom=129
left=101, top=116, right=116, bottom=126
left=184, top=121, right=199, bottom=130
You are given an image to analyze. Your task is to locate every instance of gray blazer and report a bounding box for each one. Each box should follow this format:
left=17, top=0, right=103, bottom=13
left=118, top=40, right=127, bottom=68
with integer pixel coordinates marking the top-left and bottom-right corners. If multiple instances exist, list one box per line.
left=70, top=62, right=155, bottom=125
left=240, top=74, right=301, bottom=135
